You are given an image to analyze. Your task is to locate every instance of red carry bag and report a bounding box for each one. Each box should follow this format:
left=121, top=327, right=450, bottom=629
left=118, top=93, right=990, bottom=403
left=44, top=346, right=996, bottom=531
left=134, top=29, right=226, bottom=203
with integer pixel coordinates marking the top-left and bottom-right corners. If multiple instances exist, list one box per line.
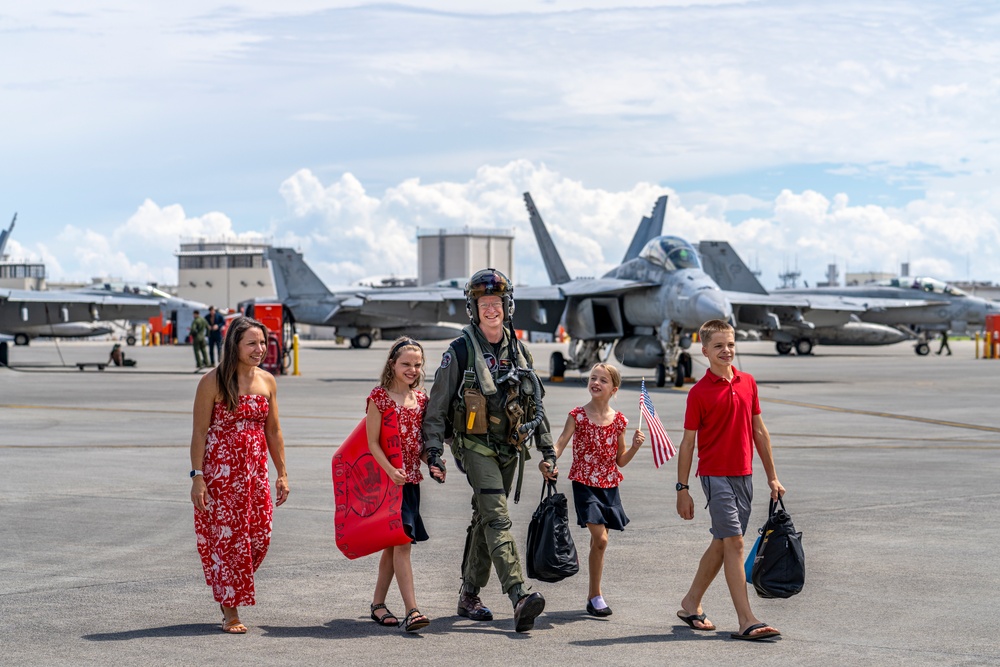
left=332, top=409, right=411, bottom=559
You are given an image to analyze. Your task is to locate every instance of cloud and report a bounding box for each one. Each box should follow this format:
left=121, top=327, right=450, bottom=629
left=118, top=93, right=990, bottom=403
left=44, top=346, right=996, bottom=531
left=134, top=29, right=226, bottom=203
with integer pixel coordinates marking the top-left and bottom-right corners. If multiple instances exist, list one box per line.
left=7, top=160, right=999, bottom=293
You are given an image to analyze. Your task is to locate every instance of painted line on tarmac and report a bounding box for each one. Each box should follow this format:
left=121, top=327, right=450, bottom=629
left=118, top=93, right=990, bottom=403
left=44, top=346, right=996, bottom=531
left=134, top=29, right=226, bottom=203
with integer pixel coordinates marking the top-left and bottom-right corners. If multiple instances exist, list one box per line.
left=0, top=403, right=356, bottom=421
left=769, top=432, right=1000, bottom=447
left=761, top=397, right=1000, bottom=433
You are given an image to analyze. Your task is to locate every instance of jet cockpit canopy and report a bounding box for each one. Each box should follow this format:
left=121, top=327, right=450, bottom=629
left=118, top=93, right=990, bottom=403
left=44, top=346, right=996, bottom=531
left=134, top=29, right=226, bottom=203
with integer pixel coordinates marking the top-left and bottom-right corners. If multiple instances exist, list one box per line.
left=638, top=236, right=702, bottom=272
left=873, top=276, right=967, bottom=297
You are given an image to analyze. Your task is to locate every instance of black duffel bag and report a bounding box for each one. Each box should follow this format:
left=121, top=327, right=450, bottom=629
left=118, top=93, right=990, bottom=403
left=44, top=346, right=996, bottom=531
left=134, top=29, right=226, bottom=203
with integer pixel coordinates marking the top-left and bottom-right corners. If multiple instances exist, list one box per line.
left=525, top=480, right=579, bottom=583
left=751, top=497, right=805, bottom=599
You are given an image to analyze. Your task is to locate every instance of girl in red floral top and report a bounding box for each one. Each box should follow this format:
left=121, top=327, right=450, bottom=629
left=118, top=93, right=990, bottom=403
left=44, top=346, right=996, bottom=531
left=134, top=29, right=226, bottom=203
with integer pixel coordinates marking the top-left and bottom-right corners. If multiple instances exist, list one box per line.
left=548, top=363, right=644, bottom=618
left=365, top=338, right=445, bottom=633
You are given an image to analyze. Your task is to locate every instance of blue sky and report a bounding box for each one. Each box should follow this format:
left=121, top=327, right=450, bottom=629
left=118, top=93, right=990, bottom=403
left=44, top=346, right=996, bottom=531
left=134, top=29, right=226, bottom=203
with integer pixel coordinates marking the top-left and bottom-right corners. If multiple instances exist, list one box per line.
left=1, top=1, right=997, bottom=290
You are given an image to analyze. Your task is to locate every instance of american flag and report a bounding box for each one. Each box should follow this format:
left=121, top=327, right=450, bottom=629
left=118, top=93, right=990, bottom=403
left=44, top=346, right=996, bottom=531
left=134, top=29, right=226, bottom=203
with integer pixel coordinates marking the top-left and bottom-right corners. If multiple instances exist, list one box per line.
left=640, top=379, right=676, bottom=468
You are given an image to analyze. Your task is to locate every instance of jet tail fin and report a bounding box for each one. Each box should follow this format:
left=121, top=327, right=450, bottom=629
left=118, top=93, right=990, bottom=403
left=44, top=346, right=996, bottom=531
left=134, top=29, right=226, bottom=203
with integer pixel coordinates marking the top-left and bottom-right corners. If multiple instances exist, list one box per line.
left=523, top=192, right=572, bottom=285
left=265, top=247, right=332, bottom=301
left=0, top=213, right=16, bottom=258
left=698, top=240, right=769, bottom=295
left=622, top=196, right=667, bottom=262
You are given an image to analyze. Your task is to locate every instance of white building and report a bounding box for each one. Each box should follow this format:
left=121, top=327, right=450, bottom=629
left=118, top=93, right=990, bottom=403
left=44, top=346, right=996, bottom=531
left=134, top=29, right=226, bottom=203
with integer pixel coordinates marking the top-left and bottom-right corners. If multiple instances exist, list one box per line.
left=0, top=261, right=46, bottom=291
left=416, top=228, right=515, bottom=286
left=176, top=238, right=276, bottom=311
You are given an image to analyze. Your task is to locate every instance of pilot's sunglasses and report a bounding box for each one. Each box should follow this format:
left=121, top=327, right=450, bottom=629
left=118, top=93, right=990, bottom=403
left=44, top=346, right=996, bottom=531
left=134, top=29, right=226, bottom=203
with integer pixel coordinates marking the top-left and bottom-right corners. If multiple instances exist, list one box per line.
left=478, top=301, right=503, bottom=312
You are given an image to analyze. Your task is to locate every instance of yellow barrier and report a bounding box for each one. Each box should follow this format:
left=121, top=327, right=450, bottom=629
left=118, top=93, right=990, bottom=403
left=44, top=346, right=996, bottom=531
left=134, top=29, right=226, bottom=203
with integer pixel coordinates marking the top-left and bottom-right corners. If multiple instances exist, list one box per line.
left=975, top=332, right=980, bottom=359
left=292, top=333, right=301, bottom=376
left=142, top=324, right=148, bottom=346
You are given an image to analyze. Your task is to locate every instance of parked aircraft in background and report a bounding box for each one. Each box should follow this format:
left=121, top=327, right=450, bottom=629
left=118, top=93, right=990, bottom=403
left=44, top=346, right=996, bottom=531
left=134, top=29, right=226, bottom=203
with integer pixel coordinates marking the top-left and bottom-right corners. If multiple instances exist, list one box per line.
left=0, top=218, right=174, bottom=346
left=698, top=241, right=912, bottom=354
left=524, top=193, right=767, bottom=385
left=697, top=240, right=999, bottom=355
left=0, top=288, right=159, bottom=346
left=775, top=275, right=1000, bottom=355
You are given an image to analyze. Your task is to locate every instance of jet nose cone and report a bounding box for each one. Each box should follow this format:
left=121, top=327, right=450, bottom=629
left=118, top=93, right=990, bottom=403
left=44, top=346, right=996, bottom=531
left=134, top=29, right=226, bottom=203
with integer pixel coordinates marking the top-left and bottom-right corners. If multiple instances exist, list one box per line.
left=694, top=290, right=733, bottom=324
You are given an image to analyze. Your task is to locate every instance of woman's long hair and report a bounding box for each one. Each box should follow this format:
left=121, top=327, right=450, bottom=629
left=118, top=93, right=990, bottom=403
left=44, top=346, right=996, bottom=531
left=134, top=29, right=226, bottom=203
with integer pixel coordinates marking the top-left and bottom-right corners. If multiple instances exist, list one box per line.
left=379, top=337, right=425, bottom=390
left=216, top=316, right=269, bottom=411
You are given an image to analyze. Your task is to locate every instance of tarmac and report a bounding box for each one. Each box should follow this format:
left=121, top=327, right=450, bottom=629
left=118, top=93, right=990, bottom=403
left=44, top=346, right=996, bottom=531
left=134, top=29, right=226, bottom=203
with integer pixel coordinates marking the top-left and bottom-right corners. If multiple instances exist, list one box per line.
left=1, top=337, right=999, bottom=666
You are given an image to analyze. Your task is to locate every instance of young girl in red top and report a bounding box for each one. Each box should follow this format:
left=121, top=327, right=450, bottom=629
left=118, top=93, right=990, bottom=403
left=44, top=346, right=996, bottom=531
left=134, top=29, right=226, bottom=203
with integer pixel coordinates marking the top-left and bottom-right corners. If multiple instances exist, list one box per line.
left=545, top=362, right=644, bottom=617
left=366, top=337, right=446, bottom=633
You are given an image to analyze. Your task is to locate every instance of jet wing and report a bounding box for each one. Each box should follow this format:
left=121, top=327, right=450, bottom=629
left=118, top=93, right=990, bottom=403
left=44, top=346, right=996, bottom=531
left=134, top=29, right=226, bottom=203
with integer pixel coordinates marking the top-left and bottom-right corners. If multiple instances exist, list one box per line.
left=722, top=291, right=815, bottom=310
left=555, top=278, right=656, bottom=297
left=360, top=288, right=465, bottom=302
left=0, top=288, right=161, bottom=330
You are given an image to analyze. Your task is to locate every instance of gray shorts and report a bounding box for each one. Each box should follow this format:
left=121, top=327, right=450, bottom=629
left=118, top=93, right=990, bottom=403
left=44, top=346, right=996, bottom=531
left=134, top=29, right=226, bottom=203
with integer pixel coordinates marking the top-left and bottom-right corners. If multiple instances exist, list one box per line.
left=699, top=475, right=753, bottom=539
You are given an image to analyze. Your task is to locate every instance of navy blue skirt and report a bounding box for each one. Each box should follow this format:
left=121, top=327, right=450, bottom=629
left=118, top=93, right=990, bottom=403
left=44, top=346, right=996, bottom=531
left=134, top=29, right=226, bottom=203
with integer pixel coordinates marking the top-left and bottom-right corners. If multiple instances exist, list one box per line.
left=401, top=482, right=429, bottom=543
left=572, top=481, right=629, bottom=531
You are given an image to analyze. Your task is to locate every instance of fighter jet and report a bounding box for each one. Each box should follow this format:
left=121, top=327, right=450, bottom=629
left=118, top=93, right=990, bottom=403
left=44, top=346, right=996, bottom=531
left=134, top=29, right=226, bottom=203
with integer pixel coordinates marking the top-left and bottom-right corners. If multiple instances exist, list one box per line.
left=1, top=215, right=161, bottom=347
left=523, top=193, right=814, bottom=385
left=775, top=275, right=1000, bottom=355
left=696, top=240, right=997, bottom=356
left=0, top=289, right=160, bottom=346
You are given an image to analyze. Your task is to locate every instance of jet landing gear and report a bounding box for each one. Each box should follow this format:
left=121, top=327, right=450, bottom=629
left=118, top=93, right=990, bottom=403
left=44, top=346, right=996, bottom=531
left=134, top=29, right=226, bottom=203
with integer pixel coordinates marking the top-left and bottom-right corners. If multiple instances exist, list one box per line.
left=350, top=333, right=373, bottom=349
left=548, top=340, right=609, bottom=382
left=657, top=352, right=692, bottom=388
left=775, top=339, right=813, bottom=356
left=550, top=351, right=567, bottom=378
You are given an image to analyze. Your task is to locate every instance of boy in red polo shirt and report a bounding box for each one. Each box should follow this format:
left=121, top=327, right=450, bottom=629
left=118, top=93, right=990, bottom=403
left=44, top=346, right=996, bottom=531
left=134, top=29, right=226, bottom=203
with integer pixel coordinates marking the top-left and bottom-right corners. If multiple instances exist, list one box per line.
left=674, top=319, right=786, bottom=641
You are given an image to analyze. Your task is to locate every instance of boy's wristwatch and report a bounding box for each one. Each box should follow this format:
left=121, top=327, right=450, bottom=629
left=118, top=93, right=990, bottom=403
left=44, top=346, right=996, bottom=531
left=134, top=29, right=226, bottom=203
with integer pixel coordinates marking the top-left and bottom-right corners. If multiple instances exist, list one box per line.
left=675, top=482, right=689, bottom=492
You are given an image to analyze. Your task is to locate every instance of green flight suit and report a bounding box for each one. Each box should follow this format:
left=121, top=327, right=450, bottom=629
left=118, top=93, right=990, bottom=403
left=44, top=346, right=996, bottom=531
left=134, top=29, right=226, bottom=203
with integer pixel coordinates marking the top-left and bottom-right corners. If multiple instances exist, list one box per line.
left=423, top=325, right=554, bottom=605
left=190, top=315, right=209, bottom=368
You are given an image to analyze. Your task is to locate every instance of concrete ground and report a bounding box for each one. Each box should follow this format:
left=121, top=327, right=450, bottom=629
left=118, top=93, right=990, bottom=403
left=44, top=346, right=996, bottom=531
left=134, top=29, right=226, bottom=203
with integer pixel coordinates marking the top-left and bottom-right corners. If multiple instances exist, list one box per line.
left=1, top=337, right=998, bottom=666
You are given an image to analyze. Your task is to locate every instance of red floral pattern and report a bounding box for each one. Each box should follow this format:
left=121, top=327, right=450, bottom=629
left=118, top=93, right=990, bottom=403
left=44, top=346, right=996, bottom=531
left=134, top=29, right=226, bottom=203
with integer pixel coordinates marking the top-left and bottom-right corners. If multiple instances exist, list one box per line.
left=567, top=406, right=628, bottom=489
left=368, top=386, right=428, bottom=484
left=194, top=394, right=272, bottom=607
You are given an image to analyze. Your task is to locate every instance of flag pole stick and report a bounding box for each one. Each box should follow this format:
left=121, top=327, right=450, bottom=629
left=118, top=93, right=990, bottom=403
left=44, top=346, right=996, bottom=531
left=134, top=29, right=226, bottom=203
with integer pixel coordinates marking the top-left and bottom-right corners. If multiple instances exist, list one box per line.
left=637, top=378, right=644, bottom=433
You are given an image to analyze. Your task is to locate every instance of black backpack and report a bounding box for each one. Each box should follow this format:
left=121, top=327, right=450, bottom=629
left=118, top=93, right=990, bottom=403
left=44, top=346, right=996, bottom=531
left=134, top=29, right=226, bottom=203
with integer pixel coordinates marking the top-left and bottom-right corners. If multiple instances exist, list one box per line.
left=750, top=497, right=805, bottom=599
left=525, top=480, right=579, bottom=583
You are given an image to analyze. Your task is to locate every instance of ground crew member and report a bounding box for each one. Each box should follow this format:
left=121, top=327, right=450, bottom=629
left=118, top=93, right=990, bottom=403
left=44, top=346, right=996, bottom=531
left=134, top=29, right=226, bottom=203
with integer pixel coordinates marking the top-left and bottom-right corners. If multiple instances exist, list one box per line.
left=190, top=310, right=210, bottom=369
left=422, top=268, right=557, bottom=633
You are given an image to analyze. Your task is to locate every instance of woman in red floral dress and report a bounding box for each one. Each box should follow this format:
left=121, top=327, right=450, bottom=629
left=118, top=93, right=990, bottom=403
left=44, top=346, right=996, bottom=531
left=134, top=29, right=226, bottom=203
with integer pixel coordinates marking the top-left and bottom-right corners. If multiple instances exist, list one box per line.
left=546, top=363, right=644, bottom=618
left=365, top=337, right=445, bottom=633
left=190, top=316, right=289, bottom=634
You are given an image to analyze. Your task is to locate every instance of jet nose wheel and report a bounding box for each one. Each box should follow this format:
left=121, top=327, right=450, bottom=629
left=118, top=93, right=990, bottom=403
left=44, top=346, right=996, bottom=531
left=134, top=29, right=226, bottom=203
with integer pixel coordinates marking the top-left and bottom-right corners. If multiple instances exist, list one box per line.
left=914, top=342, right=930, bottom=356
left=775, top=342, right=793, bottom=355
left=794, top=338, right=813, bottom=356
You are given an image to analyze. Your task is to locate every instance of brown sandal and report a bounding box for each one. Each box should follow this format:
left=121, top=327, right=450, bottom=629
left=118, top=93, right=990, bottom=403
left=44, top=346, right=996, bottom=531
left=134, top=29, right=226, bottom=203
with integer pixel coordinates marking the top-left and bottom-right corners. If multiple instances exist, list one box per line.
left=220, top=604, right=247, bottom=634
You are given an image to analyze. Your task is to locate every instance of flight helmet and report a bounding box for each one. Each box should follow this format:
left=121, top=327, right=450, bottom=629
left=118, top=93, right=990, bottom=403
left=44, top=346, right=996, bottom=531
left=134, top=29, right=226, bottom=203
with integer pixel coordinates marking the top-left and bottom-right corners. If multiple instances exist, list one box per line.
left=465, top=268, right=514, bottom=324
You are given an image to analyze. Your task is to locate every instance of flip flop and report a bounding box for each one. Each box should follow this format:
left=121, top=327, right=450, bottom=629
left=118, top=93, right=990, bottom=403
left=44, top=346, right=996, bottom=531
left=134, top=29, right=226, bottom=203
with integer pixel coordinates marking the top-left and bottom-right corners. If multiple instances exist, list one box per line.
left=676, top=610, right=716, bottom=631
left=731, top=623, right=780, bottom=640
